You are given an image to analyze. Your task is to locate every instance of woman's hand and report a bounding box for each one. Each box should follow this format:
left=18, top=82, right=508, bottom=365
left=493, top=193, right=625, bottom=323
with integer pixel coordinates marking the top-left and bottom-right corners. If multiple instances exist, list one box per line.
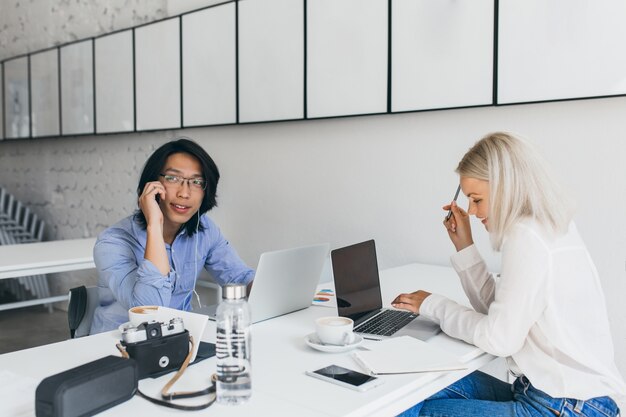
left=442, top=201, right=474, bottom=252
left=138, top=181, right=166, bottom=227
left=391, top=290, right=431, bottom=314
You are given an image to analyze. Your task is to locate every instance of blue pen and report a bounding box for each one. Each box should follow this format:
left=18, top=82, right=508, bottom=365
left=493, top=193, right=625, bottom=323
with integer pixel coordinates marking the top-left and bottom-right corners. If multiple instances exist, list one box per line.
left=445, top=185, right=461, bottom=221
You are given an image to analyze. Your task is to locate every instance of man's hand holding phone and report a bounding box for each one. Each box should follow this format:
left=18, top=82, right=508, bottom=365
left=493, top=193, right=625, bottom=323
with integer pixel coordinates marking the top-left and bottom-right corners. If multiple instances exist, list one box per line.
left=139, top=181, right=166, bottom=227
left=139, top=181, right=170, bottom=275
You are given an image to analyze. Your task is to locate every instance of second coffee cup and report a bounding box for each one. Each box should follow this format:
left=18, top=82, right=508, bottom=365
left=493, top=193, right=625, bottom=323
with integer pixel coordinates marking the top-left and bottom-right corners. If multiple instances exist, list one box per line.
left=315, top=316, right=354, bottom=345
left=128, top=305, right=159, bottom=326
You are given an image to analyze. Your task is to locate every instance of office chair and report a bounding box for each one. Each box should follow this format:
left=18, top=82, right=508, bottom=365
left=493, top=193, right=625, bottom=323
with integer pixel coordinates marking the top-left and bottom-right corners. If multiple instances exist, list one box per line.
left=68, top=286, right=99, bottom=338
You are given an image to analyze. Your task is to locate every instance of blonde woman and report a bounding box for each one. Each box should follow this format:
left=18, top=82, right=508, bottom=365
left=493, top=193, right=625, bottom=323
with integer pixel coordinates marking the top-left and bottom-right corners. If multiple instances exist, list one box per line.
left=393, top=132, right=625, bottom=417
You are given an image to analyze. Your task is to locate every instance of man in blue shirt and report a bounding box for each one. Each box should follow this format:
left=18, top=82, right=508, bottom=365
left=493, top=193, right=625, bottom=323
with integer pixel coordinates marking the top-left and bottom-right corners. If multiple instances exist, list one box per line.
left=90, top=138, right=253, bottom=334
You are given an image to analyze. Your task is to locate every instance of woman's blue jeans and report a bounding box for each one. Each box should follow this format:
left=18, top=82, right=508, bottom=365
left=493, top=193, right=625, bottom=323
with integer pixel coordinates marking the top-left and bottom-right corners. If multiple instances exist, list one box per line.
left=398, top=371, right=620, bottom=417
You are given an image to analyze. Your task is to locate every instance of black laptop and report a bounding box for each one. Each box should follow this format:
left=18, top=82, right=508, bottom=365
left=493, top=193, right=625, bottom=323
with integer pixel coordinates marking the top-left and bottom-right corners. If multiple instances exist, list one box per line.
left=331, top=240, right=440, bottom=341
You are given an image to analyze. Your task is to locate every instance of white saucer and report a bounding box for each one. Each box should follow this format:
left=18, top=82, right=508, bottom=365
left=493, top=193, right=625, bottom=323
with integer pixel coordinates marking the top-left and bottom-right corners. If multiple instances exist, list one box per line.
left=118, top=319, right=159, bottom=333
left=304, top=333, right=363, bottom=353
left=118, top=321, right=133, bottom=333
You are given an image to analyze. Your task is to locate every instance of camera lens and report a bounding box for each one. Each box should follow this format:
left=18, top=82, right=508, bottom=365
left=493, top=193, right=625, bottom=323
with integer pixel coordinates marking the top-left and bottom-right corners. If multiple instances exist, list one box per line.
left=150, top=328, right=159, bottom=338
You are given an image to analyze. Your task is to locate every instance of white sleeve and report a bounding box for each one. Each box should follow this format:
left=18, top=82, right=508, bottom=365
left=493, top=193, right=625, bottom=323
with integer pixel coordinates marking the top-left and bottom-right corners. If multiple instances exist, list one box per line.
left=420, top=226, right=549, bottom=357
left=450, top=244, right=496, bottom=314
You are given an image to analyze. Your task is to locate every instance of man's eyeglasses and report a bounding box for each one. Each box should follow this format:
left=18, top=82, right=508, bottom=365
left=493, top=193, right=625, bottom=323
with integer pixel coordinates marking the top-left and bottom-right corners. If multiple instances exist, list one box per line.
left=159, top=174, right=207, bottom=191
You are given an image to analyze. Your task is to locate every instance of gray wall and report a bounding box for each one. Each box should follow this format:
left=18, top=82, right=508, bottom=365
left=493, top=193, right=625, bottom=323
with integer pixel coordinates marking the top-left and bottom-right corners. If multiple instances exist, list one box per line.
left=2, top=0, right=625, bottom=386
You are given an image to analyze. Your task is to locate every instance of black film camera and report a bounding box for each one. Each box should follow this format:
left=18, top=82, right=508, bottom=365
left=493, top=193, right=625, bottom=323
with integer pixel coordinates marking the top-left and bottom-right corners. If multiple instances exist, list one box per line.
left=120, top=317, right=189, bottom=378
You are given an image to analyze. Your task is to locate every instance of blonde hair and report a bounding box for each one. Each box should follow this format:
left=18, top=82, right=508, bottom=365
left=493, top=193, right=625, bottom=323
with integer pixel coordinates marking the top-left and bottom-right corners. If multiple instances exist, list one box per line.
left=456, top=132, right=572, bottom=250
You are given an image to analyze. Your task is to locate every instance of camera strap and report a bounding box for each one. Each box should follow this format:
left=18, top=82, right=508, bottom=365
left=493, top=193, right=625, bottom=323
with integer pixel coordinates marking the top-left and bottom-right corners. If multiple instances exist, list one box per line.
left=117, top=336, right=217, bottom=411
left=136, top=385, right=216, bottom=411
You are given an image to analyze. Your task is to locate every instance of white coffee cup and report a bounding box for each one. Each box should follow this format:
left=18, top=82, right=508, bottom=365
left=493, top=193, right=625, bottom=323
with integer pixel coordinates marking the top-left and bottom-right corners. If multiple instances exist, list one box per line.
left=315, top=316, right=354, bottom=345
left=128, top=305, right=159, bottom=326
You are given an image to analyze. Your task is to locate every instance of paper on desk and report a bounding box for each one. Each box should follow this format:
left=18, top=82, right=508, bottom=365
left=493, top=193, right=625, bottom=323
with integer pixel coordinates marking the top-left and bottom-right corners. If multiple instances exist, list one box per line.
left=157, top=307, right=208, bottom=363
left=352, top=336, right=466, bottom=375
left=0, top=370, right=38, bottom=416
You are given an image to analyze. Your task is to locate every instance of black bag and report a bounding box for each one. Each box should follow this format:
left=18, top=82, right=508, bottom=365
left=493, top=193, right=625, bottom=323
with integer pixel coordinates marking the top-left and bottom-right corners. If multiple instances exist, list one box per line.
left=35, top=355, right=138, bottom=417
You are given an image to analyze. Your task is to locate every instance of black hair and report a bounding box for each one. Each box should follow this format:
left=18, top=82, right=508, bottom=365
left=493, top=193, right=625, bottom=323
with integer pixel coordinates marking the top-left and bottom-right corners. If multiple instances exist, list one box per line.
left=134, top=137, right=220, bottom=236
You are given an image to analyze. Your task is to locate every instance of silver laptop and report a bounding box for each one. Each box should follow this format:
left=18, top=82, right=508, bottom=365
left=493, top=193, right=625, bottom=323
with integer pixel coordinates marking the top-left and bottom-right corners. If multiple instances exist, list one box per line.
left=331, top=240, right=440, bottom=341
left=197, top=243, right=330, bottom=323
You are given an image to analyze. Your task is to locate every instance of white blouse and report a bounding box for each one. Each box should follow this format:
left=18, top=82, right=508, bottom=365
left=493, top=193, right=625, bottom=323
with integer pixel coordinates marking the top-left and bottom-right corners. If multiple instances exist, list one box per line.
left=420, top=220, right=626, bottom=401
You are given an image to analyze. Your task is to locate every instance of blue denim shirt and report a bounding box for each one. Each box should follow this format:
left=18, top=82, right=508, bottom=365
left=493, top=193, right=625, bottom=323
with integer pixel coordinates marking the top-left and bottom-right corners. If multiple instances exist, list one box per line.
left=90, top=214, right=254, bottom=334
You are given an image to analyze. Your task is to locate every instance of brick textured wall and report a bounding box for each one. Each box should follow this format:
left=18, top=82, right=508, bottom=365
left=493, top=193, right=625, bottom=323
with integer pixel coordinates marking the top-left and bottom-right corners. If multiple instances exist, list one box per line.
left=0, top=0, right=169, bottom=297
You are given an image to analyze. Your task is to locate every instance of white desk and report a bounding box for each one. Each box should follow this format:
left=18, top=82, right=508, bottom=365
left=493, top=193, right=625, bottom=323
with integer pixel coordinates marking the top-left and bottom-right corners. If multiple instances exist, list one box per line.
left=0, top=263, right=494, bottom=416
left=0, top=238, right=96, bottom=311
left=0, top=238, right=96, bottom=280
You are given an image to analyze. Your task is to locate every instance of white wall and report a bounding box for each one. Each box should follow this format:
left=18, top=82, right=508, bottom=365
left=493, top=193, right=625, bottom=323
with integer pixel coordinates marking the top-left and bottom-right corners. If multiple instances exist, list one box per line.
left=1, top=0, right=625, bottom=383
left=199, top=100, right=626, bottom=382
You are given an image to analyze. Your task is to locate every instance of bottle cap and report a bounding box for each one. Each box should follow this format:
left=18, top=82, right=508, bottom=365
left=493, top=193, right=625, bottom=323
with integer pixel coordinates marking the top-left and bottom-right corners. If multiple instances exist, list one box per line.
left=222, top=284, right=247, bottom=300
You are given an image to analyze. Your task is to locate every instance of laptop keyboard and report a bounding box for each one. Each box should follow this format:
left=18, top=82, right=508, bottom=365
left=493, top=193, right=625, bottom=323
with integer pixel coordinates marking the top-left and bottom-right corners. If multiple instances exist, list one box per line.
left=354, top=310, right=418, bottom=337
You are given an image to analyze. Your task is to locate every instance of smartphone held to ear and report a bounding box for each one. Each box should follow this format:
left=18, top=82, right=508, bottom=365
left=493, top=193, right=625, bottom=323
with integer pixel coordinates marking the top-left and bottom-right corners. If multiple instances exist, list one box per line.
left=305, top=364, right=383, bottom=392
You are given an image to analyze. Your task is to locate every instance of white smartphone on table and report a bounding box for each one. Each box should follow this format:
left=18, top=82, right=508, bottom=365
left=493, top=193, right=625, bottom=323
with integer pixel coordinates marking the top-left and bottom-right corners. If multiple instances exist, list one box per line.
left=305, top=364, right=384, bottom=392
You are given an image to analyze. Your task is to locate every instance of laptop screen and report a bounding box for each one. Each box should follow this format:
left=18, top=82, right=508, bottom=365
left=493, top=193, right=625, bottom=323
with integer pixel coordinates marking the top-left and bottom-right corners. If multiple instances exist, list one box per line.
left=331, top=240, right=383, bottom=322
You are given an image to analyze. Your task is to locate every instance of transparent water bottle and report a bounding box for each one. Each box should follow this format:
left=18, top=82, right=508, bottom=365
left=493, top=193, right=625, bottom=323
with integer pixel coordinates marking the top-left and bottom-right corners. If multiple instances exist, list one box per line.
left=216, top=284, right=251, bottom=405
